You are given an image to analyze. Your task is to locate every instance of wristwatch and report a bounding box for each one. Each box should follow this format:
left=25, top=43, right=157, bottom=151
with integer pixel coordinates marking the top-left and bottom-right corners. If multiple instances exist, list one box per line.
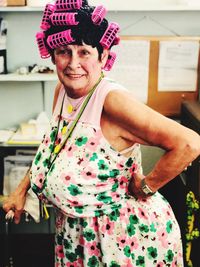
left=141, top=178, right=155, bottom=196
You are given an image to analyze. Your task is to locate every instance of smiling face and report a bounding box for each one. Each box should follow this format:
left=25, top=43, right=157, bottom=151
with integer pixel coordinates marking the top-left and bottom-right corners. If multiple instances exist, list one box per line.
left=54, top=44, right=108, bottom=98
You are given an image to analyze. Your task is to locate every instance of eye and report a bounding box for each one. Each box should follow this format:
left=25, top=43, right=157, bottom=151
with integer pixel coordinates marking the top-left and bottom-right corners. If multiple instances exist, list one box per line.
left=80, top=49, right=90, bottom=56
left=55, top=48, right=71, bottom=56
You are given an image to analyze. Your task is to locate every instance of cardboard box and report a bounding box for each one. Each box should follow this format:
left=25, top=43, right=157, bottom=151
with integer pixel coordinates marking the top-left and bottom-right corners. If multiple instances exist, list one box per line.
left=7, top=0, right=25, bottom=6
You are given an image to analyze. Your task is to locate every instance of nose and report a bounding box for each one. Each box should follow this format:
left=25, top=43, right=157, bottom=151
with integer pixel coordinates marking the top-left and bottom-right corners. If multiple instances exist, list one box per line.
left=68, top=54, right=80, bottom=69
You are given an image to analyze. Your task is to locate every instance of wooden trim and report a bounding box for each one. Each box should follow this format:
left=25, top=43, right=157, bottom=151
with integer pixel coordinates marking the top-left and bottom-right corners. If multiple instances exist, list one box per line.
left=120, top=36, right=200, bottom=116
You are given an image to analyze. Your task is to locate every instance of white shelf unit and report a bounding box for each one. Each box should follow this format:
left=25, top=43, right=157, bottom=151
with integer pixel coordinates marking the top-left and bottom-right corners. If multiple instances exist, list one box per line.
left=0, top=73, right=58, bottom=111
left=0, top=73, right=58, bottom=82
left=1, top=4, right=200, bottom=11
left=0, top=6, right=43, bottom=12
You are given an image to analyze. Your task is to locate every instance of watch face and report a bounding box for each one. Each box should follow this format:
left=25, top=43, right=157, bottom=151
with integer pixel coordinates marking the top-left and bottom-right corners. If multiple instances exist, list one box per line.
left=142, top=185, right=150, bottom=194
left=141, top=179, right=154, bottom=195
left=142, top=185, right=151, bottom=195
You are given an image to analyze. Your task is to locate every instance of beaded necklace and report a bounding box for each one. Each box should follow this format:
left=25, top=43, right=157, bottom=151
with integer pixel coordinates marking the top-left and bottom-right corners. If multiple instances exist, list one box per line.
left=47, top=72, right=104, bottom=169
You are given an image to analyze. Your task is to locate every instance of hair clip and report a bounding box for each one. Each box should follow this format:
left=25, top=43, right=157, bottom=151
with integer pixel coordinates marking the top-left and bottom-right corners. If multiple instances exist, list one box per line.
left=36, top=32, right=50, bottom=59
left=100, top=22, right=120, bottom=49
left=103, top=51, right=116, bottom=71
left=114, top=35, right=120, bottom=46
left=91, top=5, right=107, bottom=25
left=47, top=29, right=75, bottom=49
left=55, top=0, right=83, bottom=11
left=50, top=12, right=79, bottom=26
left=40, top=3, right=56, bottom=30
left=82, top=0, right=88, bottom=6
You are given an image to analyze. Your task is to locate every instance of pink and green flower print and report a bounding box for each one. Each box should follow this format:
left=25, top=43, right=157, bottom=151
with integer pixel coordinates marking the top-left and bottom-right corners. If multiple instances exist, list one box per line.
left=30, top=81, right=183, bottom=266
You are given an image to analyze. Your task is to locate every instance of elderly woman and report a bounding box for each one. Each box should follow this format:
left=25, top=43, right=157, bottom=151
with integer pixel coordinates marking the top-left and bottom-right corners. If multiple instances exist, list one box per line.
left=3, top=0, right=200, bottom=266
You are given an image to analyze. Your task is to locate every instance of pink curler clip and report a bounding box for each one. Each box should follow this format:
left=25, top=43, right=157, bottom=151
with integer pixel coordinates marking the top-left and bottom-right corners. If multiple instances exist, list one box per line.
left=91, top=5, right=107, bottom=25
left=55, top=0, right=82, bottom=11
left=36, top=32, right=50, bottom=59
left=114, top=35, right=120, bottom=46
left=40, top=3, right=56, bottom=30
left=100, top=22, right=120, bottom=49
left=47, top=29, right=75, bottom=49
left=50, top=12, right=79, bottom=26
left=103, top=51, right=116, bottom=71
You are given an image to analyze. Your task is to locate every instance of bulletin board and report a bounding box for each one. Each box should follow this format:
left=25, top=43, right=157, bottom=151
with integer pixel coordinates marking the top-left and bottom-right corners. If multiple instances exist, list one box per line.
left=120, top=36, right=200, bottom=117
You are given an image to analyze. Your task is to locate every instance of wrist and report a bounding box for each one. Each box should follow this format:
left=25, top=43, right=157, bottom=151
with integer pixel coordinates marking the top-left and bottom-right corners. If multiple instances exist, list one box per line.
left=14, top=175, right=30, bottom=197
left=140, top=177, right=156, bottom=196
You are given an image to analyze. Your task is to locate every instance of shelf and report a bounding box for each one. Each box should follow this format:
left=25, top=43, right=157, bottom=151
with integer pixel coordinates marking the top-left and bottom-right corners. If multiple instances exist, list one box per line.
left=0, top=73, right=58, bottom=82
left=1, top=4, right=200, bottom=11
left=0, top=6, right=43, bottom=12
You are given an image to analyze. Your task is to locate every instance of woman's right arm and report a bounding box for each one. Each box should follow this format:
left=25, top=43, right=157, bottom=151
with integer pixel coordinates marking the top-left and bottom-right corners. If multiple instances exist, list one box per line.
left=3, top=83, right=61, bottom=223
left=3, top=170, right=31, bottom=224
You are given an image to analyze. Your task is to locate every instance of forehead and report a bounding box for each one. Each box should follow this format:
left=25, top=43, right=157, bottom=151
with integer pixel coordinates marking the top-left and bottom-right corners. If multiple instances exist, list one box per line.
left=56, top=44, right=97, bottom=52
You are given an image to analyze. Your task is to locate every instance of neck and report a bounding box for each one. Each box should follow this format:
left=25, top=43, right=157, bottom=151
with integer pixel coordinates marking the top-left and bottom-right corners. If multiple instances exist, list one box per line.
left=64, top=72, right=104, bottom=99
left=65, top=72, right=104, bottom=114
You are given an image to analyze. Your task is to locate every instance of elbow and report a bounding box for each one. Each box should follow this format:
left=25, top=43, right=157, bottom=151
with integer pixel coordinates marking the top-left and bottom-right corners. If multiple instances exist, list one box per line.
left=182, top=131, right=200, bottom=160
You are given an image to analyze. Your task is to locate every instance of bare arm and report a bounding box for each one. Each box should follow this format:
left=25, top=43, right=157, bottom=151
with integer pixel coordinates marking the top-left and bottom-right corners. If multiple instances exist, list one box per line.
left=3, top=83, right=62, bottom=221
left=104, top=90, right=200, bottom=196
left=3, top=170, right=31, bottom=223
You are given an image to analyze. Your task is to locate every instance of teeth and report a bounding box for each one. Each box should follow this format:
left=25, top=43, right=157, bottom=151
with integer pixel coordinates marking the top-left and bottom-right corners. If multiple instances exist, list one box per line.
left=67, top=74, right=83, bottom=78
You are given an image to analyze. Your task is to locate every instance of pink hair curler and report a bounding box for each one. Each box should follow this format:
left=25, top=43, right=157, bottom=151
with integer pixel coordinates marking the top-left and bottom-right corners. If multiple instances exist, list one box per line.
left=100, top=22, right=120, bottom=49
left=36, top=32, right=50, bottom=59
left=55, top=0, right=82, bottom=11
left=50, top=12, right=79, bottom=26
left=103, top=51, right=116, bottom=71
left=47, top=29, right=75, bottom=49
left=91, top=5, right=107, bottom=25
left=40, top=3, right=56, bottom=30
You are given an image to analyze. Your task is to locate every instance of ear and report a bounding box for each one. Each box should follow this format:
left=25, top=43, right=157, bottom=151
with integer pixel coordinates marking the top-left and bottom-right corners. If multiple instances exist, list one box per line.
left=51, top=56, right=55, bottom=65
left=100, top=49, right=109, bottom=69
left=51, top=50, right=55, bottom=65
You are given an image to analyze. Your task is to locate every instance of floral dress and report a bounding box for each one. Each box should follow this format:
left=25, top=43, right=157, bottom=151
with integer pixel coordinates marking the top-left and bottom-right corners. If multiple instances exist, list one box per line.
left=30, top=78, right=183, bottom=267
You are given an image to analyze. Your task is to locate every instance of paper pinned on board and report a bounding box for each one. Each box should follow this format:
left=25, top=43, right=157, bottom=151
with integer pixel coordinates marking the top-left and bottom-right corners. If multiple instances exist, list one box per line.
left=158, top=41, right=200, bottom=92
left=109, top=40, right=150, bottom=103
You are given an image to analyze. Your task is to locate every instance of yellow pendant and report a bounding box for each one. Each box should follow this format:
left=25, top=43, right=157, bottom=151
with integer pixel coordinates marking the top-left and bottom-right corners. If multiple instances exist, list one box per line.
left=67, top=104, right=73, bottom=114
left=61, top=126, right=67, bottom=135
left=54, top=144, right=61, bottom=154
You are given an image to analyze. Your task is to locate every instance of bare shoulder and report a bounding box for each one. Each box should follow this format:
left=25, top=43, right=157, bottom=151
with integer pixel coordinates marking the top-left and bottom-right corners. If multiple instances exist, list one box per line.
left=104, top=89, right=158, bottom=123
left=103, top=89, right=200, bottom=150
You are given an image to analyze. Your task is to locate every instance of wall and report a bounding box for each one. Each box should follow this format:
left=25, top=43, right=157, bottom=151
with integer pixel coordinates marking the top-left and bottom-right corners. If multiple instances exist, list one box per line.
left=1, top=10, right=200, bottom=128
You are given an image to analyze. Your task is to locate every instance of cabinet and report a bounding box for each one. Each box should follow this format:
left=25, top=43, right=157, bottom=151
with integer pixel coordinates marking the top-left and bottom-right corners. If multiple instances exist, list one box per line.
left=0, top=144, right=55, bottom=267
left=0, top=101, right=55, bottom=265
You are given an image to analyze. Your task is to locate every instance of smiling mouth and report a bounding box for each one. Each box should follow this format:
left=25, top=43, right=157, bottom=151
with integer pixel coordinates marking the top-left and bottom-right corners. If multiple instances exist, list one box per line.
left=66, top=74, right=85, bottom=79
